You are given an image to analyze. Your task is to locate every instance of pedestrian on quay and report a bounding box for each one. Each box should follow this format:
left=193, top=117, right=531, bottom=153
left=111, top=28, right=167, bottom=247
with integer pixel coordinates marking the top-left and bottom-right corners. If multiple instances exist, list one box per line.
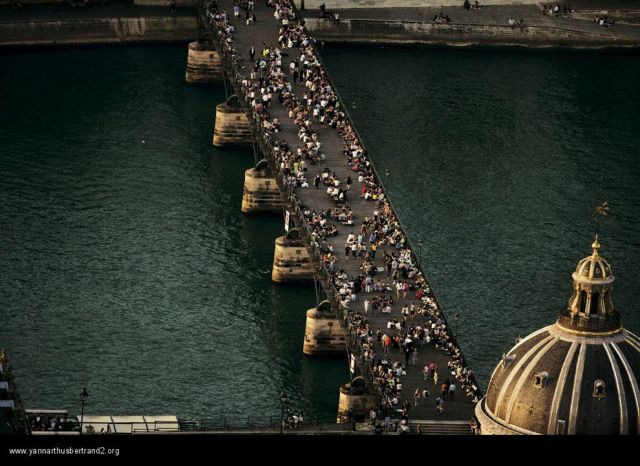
left=436, top=397, right=444, bottom=416
left=414, top=388, right=421, bottom=407
left=249, top=46, right=255, bottom=62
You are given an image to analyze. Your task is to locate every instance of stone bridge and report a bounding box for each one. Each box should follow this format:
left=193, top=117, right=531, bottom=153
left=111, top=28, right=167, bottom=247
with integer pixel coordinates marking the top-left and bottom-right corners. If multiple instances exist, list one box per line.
left=185, top=0, right=481, bottom=432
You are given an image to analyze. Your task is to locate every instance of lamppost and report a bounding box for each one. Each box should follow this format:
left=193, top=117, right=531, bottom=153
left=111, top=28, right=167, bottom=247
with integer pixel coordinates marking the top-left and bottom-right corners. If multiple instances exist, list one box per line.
left=280, top=390, right=288, bottom=435
left=79, top=387, right=88, bottom=435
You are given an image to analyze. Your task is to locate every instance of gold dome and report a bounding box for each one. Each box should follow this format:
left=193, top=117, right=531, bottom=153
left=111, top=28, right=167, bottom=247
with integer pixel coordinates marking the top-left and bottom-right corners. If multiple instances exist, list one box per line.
left=474, top=235, right=638, bottom=435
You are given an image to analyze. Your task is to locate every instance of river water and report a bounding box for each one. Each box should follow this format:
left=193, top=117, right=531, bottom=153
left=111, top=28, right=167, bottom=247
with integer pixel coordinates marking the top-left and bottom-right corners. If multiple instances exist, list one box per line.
left=1, top=44, right=639, bottom=419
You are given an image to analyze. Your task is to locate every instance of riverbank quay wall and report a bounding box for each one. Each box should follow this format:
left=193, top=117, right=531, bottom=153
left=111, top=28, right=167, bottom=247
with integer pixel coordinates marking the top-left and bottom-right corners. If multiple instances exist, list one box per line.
left=304, top=17, right=640, bottom=48
left=0, top=8, right=198, bottom=47
left=203, top=0, right=481, bottom=421
left=294, top=0, right=542, bottom=8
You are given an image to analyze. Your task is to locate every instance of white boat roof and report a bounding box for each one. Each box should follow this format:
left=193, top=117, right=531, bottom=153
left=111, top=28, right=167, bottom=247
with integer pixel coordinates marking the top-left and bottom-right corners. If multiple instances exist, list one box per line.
left=25, top=409, right=68, bottom=415
left=144, top=416, right=179, bottom=432
left=76, top=415, right=179, bottom=433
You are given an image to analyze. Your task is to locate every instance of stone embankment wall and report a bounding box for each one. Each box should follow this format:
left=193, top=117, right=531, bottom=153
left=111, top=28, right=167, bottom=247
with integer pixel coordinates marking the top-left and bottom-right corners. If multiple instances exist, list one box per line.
left=0, top=16, right=198, bottom=47
left=0, top=0, right=193, bottom=4
left=294, top=0, right=541, bottom=9
left=305, top=17, right=640, bottom=47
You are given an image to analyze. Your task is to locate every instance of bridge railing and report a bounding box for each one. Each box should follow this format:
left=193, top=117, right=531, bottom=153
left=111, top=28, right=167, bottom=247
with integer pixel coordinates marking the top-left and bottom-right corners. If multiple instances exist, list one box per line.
left=202, top=0, right=480, bottom=401
left=289, top=0, right=481, bottom=396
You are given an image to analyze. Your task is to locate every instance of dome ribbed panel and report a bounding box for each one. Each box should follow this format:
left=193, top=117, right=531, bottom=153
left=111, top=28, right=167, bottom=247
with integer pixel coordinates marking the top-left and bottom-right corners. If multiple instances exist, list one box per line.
left=507, top=339, right=571, bottom=434
left=485, top=329, right=551, bottom=414
left=574, top=345, right=620, bottom=434
left=616, top=340, right=640, bottom=434
left=552, top=345, right=580, bottom=433
left=611, top=344, right=637, bottom=435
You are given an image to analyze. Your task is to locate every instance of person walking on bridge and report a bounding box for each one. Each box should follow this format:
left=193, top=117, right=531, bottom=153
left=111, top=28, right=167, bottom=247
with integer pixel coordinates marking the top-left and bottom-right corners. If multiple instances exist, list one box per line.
left=441, top=382, right=448, bottom=400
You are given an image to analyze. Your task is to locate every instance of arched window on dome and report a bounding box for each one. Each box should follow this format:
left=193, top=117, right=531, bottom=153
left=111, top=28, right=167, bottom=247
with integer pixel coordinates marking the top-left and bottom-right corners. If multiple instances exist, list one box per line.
left=593, top=380, right=606, bottom=399
left=533, top=371, right=548, bottom=389
left=590, top=292, right=600, bottom=315
left=579, top=291, right=587, bottom=314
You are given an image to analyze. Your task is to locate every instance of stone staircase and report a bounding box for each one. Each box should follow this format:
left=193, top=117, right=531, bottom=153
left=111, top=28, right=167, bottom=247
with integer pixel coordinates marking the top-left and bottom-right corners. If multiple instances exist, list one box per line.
left=409, top=420, right=474, bottom=435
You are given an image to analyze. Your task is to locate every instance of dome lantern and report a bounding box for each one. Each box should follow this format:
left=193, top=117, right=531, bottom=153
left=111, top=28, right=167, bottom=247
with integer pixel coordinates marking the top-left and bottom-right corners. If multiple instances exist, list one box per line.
left=559, top=235, right=620, bottom=334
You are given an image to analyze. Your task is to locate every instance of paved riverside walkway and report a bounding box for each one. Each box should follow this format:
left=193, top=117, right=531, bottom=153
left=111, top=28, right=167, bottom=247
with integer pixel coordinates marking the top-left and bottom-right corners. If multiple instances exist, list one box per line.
left=210, top=0, right=478, bottom=424
left=302, top=3, right=640, bottom=42
left=0, top=1, right=195, bottom=21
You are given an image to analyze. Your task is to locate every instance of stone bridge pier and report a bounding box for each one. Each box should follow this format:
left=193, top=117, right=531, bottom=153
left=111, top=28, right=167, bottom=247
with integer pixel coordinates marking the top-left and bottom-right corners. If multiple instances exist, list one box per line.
left=213, top=97, right=253, bottom=147
left=336, top=377, right=379, bottom=424
left=272, top=229, right=314, bottom=283
left=185, top=41, right=223, bottom=84
left=241, top=159, right=283, bottom=214
left=303, top=300, right=346, bottom=356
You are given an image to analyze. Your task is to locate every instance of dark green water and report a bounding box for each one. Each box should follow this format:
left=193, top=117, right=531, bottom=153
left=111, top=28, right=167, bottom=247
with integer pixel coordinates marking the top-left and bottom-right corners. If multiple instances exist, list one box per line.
left=1, top=44, right=639, bottom=417
left=0, top=45, right=345, bottom=419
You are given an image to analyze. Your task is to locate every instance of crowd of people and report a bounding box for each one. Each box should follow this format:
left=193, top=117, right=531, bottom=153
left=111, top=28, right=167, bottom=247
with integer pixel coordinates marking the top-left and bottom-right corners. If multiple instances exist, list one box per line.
left=542, top=3, right=573, bottom=17
left=205, top=0, right=482, bottom=422
left=27, top=414, right=76, bottom=432
left=432, top=13, right=451, bottom=24
left=593, top=15, right=615, bottom=27
left=463, top=0, right=481, bottom=11
left=507, top=17, right=526, bottom=29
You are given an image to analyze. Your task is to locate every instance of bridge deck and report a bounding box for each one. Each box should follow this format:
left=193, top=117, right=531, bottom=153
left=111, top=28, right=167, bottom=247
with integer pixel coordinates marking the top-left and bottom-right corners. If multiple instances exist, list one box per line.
left=210, top=0, right=477, bottom=423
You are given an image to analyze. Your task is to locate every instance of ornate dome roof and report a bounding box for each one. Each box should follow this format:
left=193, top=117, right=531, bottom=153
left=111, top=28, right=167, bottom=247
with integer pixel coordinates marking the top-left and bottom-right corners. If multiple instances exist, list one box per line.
left=475, top=237, right=640, bottom=435
left=475, top=325, right=640, bottom=435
